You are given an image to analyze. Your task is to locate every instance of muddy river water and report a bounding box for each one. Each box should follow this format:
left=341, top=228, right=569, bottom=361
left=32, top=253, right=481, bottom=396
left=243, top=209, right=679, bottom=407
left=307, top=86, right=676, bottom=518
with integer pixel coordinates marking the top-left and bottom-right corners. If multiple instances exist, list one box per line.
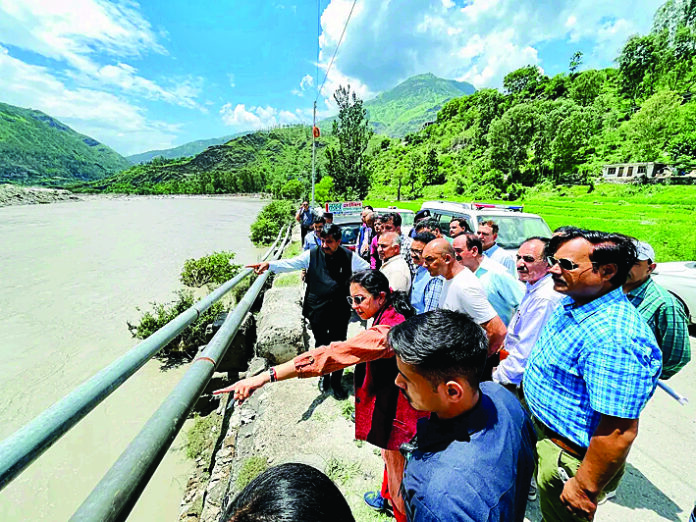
left=0, top=195, right=266, bottom=520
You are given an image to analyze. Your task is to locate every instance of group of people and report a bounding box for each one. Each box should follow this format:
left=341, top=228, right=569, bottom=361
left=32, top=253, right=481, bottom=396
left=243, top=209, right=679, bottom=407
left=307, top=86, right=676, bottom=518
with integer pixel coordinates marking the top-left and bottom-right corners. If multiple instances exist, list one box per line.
left=215, top=206, right=691, bottom=522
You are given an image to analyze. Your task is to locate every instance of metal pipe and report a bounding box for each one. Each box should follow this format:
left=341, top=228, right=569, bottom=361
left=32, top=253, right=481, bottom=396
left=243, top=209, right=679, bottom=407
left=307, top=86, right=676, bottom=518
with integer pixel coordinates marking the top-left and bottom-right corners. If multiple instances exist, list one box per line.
left=0, top=228, right=284, bottom=491
left=70, top=226, right=291, bottom=521
left=657, top=381, right=688, bottom=405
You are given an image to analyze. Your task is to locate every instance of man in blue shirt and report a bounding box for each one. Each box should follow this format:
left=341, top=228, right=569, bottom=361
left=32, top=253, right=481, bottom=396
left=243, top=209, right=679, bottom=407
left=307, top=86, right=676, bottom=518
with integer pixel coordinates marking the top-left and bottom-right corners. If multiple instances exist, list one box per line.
left=453, top=234, right=523, bottom=325
left=524, top=229, right=662, bottom=521
left=409, top=231, right=443, bottom=314
left=478, top=220, right=516, bottom=277
left=302, top=216, right=325, bottom=251
left=295, top=200, right=314, bottom=244
left=391, top=309, right=536, bottom=522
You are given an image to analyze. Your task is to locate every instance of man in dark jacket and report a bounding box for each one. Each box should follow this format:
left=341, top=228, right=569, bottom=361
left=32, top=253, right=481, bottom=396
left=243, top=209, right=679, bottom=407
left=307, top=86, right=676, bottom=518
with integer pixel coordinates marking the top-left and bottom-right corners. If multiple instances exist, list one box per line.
left=390, top=309, right=536, bottom=521
left=248, top=224, right=369, bottom=397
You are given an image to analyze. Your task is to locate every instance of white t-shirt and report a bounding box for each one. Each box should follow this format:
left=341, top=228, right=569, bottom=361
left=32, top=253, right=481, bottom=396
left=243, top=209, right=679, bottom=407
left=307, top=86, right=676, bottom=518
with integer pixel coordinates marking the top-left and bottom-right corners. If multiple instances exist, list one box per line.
left=439, top=268, right=497, bottom=324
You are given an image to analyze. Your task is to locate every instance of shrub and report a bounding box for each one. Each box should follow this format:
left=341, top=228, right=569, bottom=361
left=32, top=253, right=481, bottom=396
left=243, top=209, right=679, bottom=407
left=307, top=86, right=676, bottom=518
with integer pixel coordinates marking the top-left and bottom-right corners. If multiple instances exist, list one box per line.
left=128, top=289, right=226, bottom=368
left=180, top=251, right=241, bottom=287
left=250, top=200, right=294, bottom=246
left=280, top=179, right=305, bottom=199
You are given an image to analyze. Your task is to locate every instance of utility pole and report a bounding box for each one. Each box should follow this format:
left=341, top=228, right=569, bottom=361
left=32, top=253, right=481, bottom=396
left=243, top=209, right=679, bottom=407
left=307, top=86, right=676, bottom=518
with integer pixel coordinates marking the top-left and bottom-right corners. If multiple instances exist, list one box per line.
left=311, top=100, right=317, bottom=207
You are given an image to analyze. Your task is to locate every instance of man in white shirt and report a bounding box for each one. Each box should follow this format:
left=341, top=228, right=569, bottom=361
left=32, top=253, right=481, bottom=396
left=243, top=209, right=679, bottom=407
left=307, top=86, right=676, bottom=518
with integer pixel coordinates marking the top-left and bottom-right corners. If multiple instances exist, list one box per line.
left=478, top=220, right=516, bottom=277
left=378, top=231, right=411, bottom=292
left=492, top=236, right=563, bottom=388
left=422, top=238, right=507, bottom=356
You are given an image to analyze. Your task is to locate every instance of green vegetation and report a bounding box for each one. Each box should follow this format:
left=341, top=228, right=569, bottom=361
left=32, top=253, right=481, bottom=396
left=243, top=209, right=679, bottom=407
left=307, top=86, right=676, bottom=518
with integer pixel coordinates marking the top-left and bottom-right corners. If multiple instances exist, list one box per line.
left=127, top=290, right=225, bottom=368
left=326, top=85, right=373, bottom=199
left=366, top=183, right=696, bottom=261
left=186, top=413, right=218, bottom=460
left=0, top=101, right=130, bottom=186
left=180, top=251, right=241, bottom=288
left=324, top=456, right=364, bottom=485
left=250, top=199, right=295, bottom=246
left=235, top=456, right=269, bottom=489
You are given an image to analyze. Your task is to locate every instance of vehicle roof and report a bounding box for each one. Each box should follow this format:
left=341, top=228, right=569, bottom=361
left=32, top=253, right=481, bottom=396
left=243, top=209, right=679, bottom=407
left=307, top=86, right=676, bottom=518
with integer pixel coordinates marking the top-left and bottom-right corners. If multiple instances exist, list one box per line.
left=373, top=207, right=415, bottom=214
left=420, top=200, right=543, bottom=219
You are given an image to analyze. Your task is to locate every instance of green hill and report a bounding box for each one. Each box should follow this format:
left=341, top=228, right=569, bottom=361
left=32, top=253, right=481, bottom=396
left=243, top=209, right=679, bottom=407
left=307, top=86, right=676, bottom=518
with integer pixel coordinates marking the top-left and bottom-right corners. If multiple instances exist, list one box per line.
left=127, top=132, right=248, bottom=164
left=319, top=73, right=476, bottom=137
left=73, top=125, right=330, bottom=195
left=0, top=101, right=131, bottom=186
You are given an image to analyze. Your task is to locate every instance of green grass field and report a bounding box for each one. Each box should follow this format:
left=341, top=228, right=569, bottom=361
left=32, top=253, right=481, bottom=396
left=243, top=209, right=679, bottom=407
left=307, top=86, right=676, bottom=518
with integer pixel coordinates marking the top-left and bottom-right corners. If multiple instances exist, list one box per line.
left=365, top=184, right=696, bottom=262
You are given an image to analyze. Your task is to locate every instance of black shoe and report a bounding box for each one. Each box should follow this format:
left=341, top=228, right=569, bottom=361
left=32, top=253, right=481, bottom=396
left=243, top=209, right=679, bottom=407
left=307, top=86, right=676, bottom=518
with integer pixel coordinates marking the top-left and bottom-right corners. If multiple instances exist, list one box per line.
left=318, top=375, right=330, bottom=393
left=332, top=384, right=348, bottom=400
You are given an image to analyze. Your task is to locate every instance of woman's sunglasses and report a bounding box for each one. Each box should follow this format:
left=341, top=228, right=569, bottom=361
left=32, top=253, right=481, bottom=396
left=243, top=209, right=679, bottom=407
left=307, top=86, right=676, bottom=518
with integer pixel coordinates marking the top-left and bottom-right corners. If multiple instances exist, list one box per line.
left=346, top=295, right=367, bottom=306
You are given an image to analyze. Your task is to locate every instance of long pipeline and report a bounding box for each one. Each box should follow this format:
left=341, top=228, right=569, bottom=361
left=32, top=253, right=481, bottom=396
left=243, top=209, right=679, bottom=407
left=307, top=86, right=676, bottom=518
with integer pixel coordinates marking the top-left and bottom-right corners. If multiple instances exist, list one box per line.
left=0, top=227, right=285, bottom=490
left=70, top=224, right=292, bottom=521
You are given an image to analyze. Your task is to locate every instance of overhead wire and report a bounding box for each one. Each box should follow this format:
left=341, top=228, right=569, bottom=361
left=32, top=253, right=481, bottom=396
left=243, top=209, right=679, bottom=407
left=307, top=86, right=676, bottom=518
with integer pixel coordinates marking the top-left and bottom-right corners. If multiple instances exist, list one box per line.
left=315, top=0, right=358, bottom=102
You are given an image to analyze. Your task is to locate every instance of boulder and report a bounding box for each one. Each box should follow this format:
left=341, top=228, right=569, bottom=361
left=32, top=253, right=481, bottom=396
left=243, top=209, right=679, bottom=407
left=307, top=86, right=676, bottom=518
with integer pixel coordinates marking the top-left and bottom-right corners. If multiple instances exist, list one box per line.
left=254, top=285, right=307, bottom=364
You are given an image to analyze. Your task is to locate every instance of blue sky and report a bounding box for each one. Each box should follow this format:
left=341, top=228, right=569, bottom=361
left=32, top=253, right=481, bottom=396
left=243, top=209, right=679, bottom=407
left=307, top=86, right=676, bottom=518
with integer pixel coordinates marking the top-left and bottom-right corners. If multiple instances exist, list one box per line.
left=0, top=0, right=664, bottom=156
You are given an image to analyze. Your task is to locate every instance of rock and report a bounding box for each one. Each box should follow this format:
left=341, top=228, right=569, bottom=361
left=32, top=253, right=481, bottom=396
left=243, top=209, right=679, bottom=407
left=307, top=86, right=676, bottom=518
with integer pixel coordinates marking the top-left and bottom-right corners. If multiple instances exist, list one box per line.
left=216, top=313, right=255, bottom=372
left=254, top=286, right=307, bottom=364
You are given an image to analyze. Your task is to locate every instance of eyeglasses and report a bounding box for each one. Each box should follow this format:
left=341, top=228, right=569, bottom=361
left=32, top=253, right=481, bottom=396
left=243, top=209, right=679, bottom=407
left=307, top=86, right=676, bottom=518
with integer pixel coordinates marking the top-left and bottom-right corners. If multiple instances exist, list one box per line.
left=410, top=248, right=423, bottom=256
left=346, top=295, right=367, bottom=306
left=547, top=256, right=596, bottom=271
left=423, top=255, right=440, bottom=266
left=516, top=254, right=538, bottom=263
left=377, top=243, right=390, bottom=250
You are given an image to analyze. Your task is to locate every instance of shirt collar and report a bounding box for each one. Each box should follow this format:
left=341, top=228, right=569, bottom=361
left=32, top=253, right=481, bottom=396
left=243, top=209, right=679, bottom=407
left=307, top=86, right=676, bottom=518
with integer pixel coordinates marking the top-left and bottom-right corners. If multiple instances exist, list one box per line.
left=562, top=286, right=627, bottom=323
left=527, top=273, right=552, bottom=292
left=412, top=393, right=490, bottom=451
left=484, top=243, right=499, bottom=257
left=625, top=277, right=652, bottom=302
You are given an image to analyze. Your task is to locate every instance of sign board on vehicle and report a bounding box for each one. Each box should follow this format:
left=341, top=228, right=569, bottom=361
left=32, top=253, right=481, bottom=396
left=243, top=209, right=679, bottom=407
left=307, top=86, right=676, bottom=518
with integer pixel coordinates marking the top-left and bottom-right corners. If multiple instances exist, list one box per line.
left=325, top=201, right=362, bottom=215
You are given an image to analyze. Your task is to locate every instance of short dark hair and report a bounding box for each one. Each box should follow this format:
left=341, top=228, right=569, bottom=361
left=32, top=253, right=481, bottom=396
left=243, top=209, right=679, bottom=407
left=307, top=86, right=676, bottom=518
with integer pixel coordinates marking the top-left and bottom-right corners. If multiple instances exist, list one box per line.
left=363, top=205, right=374, bottom=211
left=415, top=218, right=439, bottom=233
left=313, top=216, right=326, bottom=225
left=463, top=233, right=483, bottom=255
left=412, top=231, right=436, bottom=245
left=547, top=229, right=637, bottom=287
left=480, top=220, right=499, bottom=235
left=450, top=217, right=471, bottom=232
left=350, top=270, right=414, bottom=318
left=320, top=224, right=342, bottom=241
left=388, top=309, right=488, bottom=390
left=221, top=463, right=354, bottom=522
left=382, top=212, right=402, bottom=228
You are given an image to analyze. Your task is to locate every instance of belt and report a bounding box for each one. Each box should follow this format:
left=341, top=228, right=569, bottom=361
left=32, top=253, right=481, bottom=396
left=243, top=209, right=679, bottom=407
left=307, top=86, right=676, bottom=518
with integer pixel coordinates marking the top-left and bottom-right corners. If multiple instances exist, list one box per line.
left=533, top=417, right=586, bottom=460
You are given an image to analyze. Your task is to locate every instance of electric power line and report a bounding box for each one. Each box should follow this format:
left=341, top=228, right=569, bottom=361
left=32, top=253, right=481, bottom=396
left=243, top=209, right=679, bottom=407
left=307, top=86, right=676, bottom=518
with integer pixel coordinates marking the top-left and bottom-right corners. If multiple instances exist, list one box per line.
left=315, top=0, right=358, bottom=102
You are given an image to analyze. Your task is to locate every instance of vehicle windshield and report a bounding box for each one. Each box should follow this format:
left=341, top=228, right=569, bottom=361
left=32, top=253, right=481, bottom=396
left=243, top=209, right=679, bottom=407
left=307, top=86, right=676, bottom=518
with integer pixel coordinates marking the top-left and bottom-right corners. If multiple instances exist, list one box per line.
left=477, top=214, right=551, bottom=249
left=400, top=212, right=414, bottom=227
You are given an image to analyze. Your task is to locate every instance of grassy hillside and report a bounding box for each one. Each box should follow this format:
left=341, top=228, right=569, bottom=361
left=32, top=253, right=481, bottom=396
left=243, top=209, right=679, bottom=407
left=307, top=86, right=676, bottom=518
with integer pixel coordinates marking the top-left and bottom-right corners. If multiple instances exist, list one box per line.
left=127, top=132, right=248, bottom=164
left=0, top=101, right=131, bottom=186
left=73, top=125, right=333, bottom=195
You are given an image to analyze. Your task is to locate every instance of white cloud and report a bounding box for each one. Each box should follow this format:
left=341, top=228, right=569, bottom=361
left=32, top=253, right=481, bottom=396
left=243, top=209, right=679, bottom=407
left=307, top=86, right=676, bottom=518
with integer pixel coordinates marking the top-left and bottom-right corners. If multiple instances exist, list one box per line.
left=228, top=73, right=236, bottom=88
left=0, top=0, right=204, bottom=110
left=219, top=103, right=302, bottom=130
left=315, top=0, right=664, bottom=93
left=0, top=46, right=178, bottom=155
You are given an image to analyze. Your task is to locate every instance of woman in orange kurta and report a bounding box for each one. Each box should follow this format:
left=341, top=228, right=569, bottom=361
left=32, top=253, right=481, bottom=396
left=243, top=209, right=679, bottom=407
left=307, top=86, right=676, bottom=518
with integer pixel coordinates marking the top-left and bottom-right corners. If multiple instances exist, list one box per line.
left=215, top=270, right=428, bottom=521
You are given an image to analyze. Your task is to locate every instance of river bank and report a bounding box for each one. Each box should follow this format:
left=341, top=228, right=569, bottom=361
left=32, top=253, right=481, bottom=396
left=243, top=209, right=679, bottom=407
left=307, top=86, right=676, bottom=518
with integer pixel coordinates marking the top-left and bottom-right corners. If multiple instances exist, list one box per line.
left=0, top=183, right=80, bottom=206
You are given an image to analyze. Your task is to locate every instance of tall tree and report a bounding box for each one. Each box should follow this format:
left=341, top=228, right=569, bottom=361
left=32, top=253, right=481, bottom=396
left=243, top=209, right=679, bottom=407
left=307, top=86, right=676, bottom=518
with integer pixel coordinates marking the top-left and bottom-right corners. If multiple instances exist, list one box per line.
left=325, top=85, right=373, bottom=199
left=569, top=51, right=584, bottom=74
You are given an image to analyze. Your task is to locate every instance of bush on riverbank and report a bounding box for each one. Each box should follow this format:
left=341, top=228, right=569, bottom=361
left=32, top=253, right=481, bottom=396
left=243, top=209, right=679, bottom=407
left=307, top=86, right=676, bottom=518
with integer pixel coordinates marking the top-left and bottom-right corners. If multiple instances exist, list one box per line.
left=250, top=199, right=294, bottom=245
left=181, top=251, right=241, bottom=287
left=127, top=289, right=225, bottom=368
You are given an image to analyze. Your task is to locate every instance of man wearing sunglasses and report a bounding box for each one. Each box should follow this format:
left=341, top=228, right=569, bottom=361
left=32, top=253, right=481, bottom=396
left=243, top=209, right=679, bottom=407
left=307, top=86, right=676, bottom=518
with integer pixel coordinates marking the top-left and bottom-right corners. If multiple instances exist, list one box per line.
left=523, top=229, right=662, bottom=521
left=492, top=236, right=563, bottom=391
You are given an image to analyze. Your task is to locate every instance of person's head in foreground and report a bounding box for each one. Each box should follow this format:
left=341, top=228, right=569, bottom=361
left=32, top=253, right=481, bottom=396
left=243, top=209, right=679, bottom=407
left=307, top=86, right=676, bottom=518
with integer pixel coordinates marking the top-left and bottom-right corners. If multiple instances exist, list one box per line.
left=389, top=309, right=487, bottom=418
left=220, top=462, right=354, bottom=522
left=348, top=270, right=414, bottom=321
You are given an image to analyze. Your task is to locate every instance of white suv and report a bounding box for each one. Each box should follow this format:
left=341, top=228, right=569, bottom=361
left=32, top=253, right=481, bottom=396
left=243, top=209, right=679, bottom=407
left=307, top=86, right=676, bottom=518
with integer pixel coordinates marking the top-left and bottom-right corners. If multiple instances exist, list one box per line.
left=419, top=200, right=552, bottom=252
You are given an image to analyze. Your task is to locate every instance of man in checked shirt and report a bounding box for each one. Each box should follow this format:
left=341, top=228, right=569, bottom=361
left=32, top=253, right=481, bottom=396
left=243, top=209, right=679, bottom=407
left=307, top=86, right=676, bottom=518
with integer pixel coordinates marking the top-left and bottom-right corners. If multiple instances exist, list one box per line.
left=524, top=229, right=662, bottom=521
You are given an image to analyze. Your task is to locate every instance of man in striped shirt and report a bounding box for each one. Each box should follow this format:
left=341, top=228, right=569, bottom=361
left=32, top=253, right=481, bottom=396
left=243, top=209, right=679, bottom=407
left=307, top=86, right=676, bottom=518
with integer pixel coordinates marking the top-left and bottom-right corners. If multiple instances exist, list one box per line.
left=623, top=240, right=691, bottom=379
